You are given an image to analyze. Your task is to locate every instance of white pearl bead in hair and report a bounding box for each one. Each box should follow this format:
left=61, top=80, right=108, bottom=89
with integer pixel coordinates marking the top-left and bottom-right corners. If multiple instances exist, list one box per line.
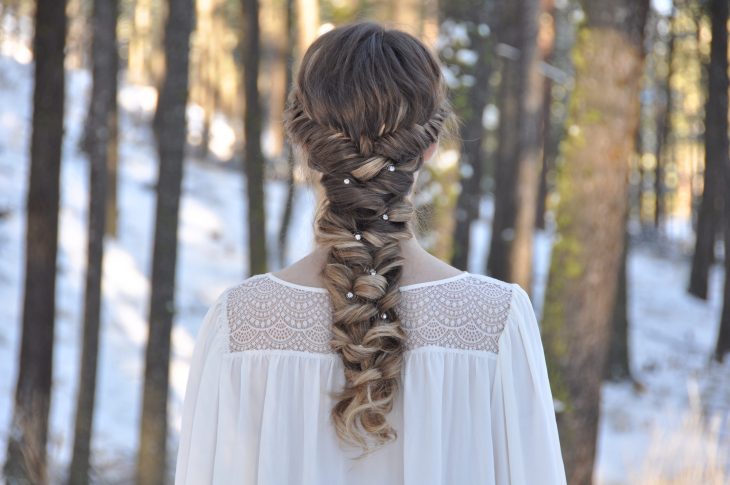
left=354, top=232, right=362, bottom=241
left=344, top=178, right=351, bottom=184
left=380, top=313, right=388, bottom=320
left=369, top=268, right=377, bottom=276
left=387, top=164, right=396, bottom=172
left=346, top=291, right=354, bottom=299
left=382, top=213, right=389, bottom=221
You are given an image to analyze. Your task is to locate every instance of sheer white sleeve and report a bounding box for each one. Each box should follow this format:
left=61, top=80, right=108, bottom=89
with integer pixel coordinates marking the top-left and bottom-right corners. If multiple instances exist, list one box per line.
left=492, top=283, right=567, bottom=484
left=174, top=289, right=230, bottom=485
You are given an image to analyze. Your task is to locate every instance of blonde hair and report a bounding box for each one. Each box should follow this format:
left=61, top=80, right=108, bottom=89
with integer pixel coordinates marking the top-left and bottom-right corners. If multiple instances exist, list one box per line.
left=283, top=21, right=453, bottom=457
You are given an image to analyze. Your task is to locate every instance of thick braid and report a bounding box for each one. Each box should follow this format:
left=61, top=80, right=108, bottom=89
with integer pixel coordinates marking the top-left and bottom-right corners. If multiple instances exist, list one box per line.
left=282, top=22, right=453, bottom=457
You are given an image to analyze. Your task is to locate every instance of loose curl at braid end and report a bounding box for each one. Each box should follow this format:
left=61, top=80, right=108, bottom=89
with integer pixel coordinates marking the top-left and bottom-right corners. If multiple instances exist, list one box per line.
left=283, top=21, right=455, bottom=458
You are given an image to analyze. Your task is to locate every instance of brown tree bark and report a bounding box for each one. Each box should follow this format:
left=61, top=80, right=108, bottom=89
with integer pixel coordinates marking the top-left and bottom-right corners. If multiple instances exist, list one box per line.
left=392, top=0, right=421, bottom=35
left=709, top=0, right=730, bottom=361
left=486, top=0, right=546, bottom=293
left=534, top=0, right=556, bottom=232
left=689, top=0, right=726, bottom=301
left=540, top=0, right=650, bottom=482
left=277, top=0, right=296, bottom=268
left=195, top=0, right=216, bottom=160
left=241, top=0, right=268, bottom=276
left=449, top=0, right=495, bottom=270
left=487, top=1, right=523, bottom=282
left=535, top=75, right=552, bottom=231
left=509, top=0, right=549, bottom=292
left=653, top=6, right=675, bottom=232
left=3, top=0, right=67, bottom=482
left=67, top=0, right=118, bottom=483
left=266, top=0, right=289, bottom=160
left=128, top=0, right=151, bottom=84
left=295, top=0, right=319, bottom=52
left=605, top=224, right=631, bottom=381
left=136, top=0, right=194, bottom=482
left=106, top=67, right=119, bottom=237
left=717, top=179, right=730, bottom=361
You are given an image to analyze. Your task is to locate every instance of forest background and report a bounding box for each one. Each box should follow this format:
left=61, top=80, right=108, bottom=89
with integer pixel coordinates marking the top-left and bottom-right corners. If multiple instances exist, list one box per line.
left=0, top=0, right=729, bottom=483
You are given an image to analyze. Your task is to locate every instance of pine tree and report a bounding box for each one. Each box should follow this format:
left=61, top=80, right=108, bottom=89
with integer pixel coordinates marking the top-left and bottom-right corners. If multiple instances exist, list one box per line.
left=486, top=0, right=546, bottom=292
left=690, top=0, right=726, bottom=301
left=4, top=0, right=67, bottom=481
left=708, top=0, right=730, bottom=361
left=540, top=0, right=650, bottom=481
left=241, top=0, right=268, bottom=275
left=136, top=0, right=195, bottom=482
left=67, top=0, right=119, bottom=483
left=447, top=0, right=495, bottom=271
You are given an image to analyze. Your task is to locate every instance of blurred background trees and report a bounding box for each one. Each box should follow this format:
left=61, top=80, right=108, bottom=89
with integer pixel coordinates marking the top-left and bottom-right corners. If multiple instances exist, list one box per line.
left=68, top=0, right=118, bottom=483
left=3, top=0, right=66, bottom=482
left=540, top=1, right=650, bottom=481
left=0, top=0, right=729, bottom=483
left=136, top=0, right=194, bottom=482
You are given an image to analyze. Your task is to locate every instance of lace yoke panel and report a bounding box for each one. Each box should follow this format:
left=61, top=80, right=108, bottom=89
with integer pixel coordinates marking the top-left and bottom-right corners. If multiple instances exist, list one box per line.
left=226, top=274, right=513, bottom=355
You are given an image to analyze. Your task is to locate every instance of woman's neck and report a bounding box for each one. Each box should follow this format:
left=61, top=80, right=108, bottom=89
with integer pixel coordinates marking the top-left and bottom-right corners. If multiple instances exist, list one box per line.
left=274, top=234, right=463, bottom=288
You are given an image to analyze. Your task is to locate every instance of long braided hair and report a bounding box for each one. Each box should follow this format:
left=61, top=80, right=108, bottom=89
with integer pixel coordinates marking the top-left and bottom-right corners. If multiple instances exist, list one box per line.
left=283, top=21, right=454, bottom=457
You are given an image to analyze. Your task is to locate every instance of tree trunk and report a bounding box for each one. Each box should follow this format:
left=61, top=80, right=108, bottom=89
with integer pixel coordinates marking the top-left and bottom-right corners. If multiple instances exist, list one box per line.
left=106, top=66, right=119, bottom=237
left=266, top=0, right=289, bottom=160
left=195, top=0, right=215, bottom=159
left=129, top=0, right=151, bottom=84
left=450, top=1, right=495, bottom=271
left=67, top=1, right=118, bottom=483
left=487, top=1, right=524, bottom=281
left=536, top=0, right=570, bottom=232
left=65, top=0, right=90, bottom=69
left=3, top=0, right=67, bottom=482
left=710, top=0, right=730, bottom=361
left=717, top=183, right=730, bottom=361
left=277, top=0, right=296, bottom=268
left=540, top=0, right=649, bottom=482
left=241, top=0, right=268, bottom=276
left=295, top=0, right=319, bottom=52
left=392, top=0, right=421, bottom=35
left=135, top=0, right=194, bottom=482
left=689, top=0, right=726, bottom=301
left=509, top=0, right=549, bottom=292
left=605, top=225, right=631, bottom=381
left=487, top=0, right=545, bottom=293
left=278, top=150, right=296, bottom=268
left=653, top=6, right=674, bottom=232
left=636, top=30, right=649, bottom=230
left=535, top=75, right=552, bottom=231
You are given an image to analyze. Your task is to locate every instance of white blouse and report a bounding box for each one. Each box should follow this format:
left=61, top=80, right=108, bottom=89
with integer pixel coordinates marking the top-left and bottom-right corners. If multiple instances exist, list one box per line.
left=174, top=271, right=566, bottom=485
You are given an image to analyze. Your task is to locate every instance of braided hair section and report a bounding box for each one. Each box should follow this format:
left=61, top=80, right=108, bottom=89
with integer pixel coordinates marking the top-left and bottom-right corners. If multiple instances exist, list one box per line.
left=283, top=22, right=453, bottom=457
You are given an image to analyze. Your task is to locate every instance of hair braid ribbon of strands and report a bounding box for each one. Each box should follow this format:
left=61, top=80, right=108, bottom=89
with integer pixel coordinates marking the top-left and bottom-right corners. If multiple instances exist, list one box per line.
left=284, top=84, right=451, bottom=456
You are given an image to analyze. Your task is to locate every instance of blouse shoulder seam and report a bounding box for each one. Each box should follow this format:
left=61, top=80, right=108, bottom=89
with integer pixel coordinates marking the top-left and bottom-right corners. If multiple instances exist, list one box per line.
left=494, top=282, right=522, bottom=353
left=215, top=285, right=238, bottom=353
left=464, top=272, right=512, bottom=287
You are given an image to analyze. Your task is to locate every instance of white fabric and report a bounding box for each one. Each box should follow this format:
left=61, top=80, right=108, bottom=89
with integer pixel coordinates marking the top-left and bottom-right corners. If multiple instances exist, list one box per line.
left=174, top=272, right=566, bottom=485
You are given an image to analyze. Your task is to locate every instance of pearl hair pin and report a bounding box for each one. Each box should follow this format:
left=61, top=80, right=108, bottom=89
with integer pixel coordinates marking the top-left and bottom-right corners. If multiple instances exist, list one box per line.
left=344, top=178, right=351, bottom=184
left=368, top=268, right=377, bottom=276
left=387, top=164, right=396, bottom=172
left=346, top=291, right=354, bottom=299
left=380, top=313, right=388, bottom=320
left=382, top=213, right=389, bottom=221
left=354, top=232, right=362, bottom=241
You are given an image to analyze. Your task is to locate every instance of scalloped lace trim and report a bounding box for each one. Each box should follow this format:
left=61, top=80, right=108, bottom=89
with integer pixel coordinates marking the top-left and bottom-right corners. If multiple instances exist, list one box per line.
left=226, top=274, right=513, bottom=354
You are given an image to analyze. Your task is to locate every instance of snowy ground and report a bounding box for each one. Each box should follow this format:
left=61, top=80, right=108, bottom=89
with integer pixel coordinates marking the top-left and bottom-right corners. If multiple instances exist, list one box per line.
left=0, top=54, right=728, bottom=483
left=0, top=54, right=318, bottom=481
